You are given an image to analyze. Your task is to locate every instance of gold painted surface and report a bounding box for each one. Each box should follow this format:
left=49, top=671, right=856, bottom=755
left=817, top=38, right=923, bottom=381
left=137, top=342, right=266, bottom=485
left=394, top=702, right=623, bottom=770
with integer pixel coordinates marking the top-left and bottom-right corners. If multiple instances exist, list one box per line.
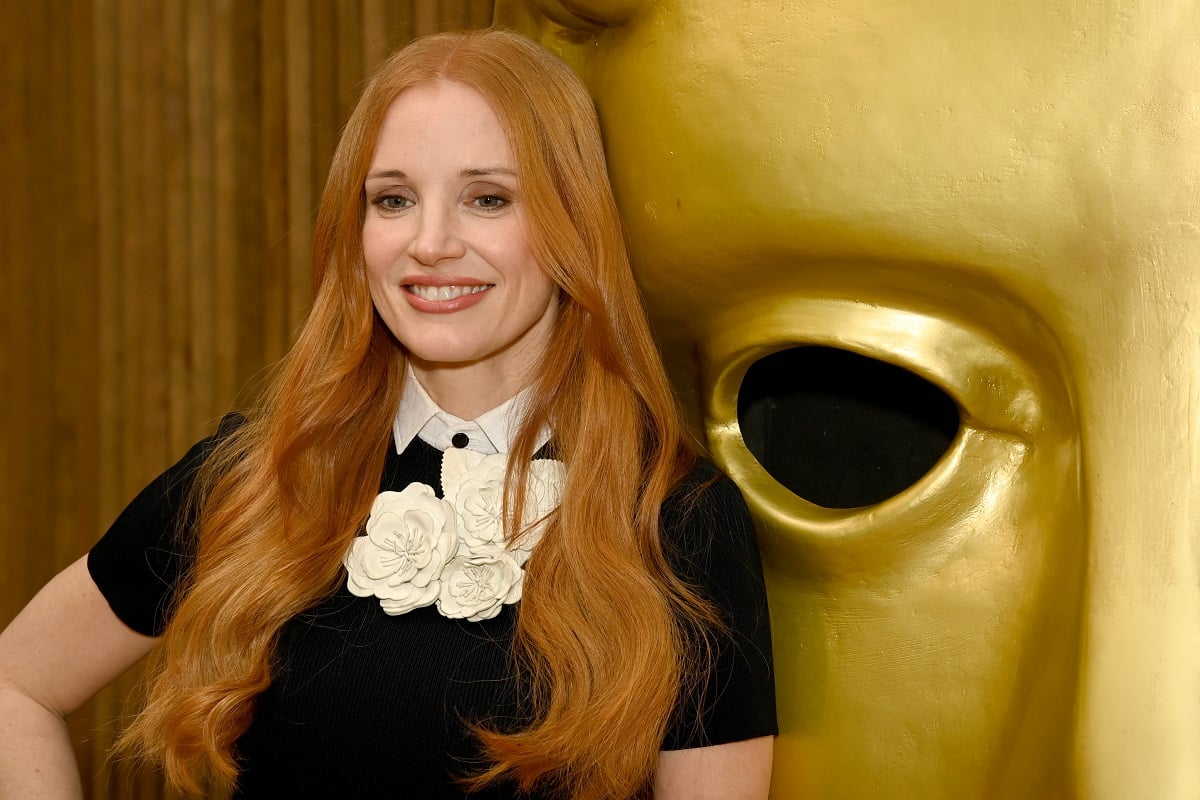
left=497, top=1, right=1200, bottom=798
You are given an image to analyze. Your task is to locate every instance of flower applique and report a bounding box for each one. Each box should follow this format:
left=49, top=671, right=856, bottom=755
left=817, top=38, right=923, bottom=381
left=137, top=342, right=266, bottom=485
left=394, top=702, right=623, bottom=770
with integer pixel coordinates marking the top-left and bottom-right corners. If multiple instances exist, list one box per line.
left=343, top=449, right=565, bottom=622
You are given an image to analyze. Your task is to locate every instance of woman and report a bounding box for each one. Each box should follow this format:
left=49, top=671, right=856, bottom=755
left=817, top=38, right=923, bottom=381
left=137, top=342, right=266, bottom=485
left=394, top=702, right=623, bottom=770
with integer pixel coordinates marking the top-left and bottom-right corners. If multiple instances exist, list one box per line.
left=0, top=29, right=775, bottom=799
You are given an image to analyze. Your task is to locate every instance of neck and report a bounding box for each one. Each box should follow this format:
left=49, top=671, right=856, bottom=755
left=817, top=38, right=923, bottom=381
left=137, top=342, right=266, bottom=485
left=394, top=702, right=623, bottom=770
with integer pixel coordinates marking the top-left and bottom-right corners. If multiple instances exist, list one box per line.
left=408, top=358, right=531, bottom=419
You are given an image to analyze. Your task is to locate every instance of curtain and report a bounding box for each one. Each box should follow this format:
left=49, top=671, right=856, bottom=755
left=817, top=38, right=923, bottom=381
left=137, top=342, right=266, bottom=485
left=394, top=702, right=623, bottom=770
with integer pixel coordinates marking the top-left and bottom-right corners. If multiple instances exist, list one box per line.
left=0, top=1, right=493, bottom=796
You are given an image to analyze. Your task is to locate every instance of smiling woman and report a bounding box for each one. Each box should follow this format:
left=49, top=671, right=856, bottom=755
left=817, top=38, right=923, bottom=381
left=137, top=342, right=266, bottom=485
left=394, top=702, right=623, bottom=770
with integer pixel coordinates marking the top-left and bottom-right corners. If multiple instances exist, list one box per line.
left=0, top=26, right=775, bottom=800
left=362, top=81, right=560, bottom=417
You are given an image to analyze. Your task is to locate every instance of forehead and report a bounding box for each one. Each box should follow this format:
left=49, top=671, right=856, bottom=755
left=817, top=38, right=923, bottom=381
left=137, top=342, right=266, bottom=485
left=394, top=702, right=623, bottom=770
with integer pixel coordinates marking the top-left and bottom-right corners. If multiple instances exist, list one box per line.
left=521, top=0, right=1200, bottom=340
left=370, top=81, right=514, bottom=168
left=495, top=6, right=1200, bottom=796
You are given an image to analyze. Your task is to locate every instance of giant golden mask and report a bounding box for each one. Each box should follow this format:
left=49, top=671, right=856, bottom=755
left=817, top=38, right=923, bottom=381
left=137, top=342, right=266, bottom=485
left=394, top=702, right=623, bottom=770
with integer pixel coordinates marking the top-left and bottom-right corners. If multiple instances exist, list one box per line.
left=498, top=1, right=1200, bottom=798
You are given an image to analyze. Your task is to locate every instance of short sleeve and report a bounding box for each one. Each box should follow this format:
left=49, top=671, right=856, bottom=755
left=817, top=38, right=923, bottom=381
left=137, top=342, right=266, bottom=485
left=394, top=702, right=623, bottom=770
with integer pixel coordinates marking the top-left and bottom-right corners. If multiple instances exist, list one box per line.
left=87, top=414, right=242, bottom=637
left=661, top=460, right=778, bottom=749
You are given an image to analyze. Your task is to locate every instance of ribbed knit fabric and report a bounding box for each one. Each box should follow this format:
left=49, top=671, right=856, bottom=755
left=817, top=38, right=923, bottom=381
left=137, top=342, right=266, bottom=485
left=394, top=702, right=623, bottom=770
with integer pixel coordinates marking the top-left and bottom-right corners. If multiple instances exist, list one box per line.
left=234, top=438, right=526, bottom=797
left=89, top=431, right=777, bottom=798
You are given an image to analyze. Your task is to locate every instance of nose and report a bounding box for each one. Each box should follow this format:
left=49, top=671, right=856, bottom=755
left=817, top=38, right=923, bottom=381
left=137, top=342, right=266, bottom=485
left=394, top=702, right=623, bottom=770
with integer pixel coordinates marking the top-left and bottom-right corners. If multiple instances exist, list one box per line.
left=407, top=204, right=466, bottom=266
left=1074, top=331, right=1200, bottom=799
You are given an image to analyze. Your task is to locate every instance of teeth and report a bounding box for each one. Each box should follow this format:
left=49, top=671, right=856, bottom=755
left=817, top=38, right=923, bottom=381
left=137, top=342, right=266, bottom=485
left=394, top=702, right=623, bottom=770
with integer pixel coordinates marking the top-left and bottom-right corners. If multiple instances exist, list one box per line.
left=408, top=284, right=491, bottom=301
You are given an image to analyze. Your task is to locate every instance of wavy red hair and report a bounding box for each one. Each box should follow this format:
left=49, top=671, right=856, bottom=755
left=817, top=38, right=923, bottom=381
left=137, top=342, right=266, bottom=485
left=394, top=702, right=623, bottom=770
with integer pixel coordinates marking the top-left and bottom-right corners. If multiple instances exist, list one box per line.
left=117, top=29, right=718, bottom=799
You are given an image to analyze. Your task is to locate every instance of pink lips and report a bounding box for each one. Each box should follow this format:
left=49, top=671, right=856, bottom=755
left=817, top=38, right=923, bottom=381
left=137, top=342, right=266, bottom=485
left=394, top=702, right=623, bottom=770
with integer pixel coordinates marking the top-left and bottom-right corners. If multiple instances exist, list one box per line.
left=402, top=277, right=494, bottom=314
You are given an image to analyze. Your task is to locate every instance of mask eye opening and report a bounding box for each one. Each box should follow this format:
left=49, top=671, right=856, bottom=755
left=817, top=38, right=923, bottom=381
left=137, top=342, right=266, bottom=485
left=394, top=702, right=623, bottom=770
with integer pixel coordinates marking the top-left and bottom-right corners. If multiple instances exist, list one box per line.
left=736, top=345, right=961, bottom=509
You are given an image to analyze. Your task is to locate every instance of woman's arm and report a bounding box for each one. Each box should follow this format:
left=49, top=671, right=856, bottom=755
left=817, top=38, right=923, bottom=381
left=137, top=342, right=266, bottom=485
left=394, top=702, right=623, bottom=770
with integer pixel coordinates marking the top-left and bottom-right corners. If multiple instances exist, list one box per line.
left=655, top=736, right=774, bottom=799
left=0, top=556, right=157, bottom=798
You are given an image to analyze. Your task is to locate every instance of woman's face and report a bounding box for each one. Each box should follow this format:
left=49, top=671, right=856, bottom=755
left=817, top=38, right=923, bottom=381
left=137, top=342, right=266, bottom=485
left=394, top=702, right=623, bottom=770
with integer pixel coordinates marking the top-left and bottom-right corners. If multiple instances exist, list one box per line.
left=362, top=81, right=558, bottom=391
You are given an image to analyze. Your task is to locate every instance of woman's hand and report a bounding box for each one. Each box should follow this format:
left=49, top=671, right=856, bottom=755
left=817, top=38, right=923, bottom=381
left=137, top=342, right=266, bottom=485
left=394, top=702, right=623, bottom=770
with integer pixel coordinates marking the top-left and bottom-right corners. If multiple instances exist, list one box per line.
left=0, top=556, right=157, bottom=798
left=655, top=736, right=774, bottom=799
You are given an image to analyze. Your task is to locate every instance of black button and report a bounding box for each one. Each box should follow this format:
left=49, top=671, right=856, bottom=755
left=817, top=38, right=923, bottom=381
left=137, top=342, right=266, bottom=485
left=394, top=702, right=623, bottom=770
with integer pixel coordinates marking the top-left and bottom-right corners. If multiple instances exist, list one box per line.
left=451, top=432, right=470, bottom=449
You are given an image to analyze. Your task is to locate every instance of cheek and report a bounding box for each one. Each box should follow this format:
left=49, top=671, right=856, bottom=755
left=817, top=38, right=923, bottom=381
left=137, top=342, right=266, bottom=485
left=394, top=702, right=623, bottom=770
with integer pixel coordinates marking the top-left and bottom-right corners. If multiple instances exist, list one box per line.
left=362, top=261, right=388, bottom=309
left=522, top=259, right=557, bottom=302
left=540, top=273, right=561, bottom=305
left=518, top=263, right=557, bottom=305
left=483, top=221, right=537, bottom=275
left=361, top=220, right=397, bottom=279
left=360, top=237, right=393, bottom=312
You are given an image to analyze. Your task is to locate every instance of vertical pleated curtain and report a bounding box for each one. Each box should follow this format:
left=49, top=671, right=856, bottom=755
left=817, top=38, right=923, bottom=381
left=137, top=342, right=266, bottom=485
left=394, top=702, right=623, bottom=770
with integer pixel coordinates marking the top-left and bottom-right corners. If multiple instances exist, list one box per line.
left=0, top=1, right=493, bottom=796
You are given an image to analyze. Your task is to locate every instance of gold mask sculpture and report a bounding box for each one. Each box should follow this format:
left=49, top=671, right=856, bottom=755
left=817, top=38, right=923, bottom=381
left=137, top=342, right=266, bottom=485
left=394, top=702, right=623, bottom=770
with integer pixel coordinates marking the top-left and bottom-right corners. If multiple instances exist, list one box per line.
left=498, top=1, right=1200, bottom=798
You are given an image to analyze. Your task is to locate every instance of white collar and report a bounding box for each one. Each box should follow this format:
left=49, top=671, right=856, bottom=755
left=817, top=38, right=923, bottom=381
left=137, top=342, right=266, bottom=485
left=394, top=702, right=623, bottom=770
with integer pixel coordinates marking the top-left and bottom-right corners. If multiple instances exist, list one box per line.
left=392, top=366, right=551, bottom=456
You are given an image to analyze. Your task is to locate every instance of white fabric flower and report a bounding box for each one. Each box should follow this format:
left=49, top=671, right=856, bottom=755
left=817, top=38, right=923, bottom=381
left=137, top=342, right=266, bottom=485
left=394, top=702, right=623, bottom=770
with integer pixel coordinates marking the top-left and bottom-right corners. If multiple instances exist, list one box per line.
left=437, top=550, right=525, bottom=622
left=442, top=449, right=565, bottom=564
left=343, top=483, right=458, bottom=616
left=510, top=459, right=566, bottom=564
left=344, top=449, right=565, bottom=621
left=442, top=450, right=508, bottom=552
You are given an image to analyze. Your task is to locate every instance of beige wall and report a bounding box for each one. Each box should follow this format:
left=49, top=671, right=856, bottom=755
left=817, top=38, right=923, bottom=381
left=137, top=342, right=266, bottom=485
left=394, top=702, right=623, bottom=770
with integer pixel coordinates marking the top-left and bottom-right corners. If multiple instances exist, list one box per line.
left=0, top=1, right=492, bottom=796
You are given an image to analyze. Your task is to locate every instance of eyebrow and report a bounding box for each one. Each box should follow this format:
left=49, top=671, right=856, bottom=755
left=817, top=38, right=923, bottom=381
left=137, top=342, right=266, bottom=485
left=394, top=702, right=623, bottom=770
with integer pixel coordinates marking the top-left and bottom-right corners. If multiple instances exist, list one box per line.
left=364, top=166, right=517, bottom=181
left=461, top=166, right=517, bottom=178
left=365, top=169, right=406, bottom=181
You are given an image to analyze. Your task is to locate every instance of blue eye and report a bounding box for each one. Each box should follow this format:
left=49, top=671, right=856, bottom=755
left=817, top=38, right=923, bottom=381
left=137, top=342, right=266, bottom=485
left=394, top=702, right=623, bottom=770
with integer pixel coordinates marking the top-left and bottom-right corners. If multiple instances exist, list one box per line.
left=474, top=194, right=507, bottom=209
left=377, top=195, right=413, bottom=210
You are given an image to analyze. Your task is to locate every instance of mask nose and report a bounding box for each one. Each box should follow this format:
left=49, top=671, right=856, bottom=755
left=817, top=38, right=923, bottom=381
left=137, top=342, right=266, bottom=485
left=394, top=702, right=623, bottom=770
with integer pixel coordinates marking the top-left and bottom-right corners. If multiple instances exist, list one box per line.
left=1074, top=378, right=1200, bottom=799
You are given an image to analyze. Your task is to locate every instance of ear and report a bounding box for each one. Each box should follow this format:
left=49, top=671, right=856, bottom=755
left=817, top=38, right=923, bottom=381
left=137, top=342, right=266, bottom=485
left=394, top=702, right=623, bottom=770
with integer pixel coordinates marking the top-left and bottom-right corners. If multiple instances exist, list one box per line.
left=494, top=0, right=640, bottom=72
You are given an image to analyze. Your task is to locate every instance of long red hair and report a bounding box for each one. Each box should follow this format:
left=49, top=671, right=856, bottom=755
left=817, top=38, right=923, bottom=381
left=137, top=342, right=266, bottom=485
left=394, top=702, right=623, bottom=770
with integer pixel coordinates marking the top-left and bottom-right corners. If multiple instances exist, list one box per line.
left=118, top=29, right=717, bottom=799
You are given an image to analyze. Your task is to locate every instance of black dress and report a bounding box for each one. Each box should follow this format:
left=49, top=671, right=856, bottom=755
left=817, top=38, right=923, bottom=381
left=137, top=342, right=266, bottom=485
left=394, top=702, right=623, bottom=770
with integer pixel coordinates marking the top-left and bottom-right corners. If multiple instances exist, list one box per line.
left=89, top=428, right=777, bottom=798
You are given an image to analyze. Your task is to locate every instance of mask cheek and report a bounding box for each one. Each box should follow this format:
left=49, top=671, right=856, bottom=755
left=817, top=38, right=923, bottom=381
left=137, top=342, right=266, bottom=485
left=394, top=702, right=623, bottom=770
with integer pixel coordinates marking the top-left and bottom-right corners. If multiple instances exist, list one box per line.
left=698, top=290, right=1082, bottom=794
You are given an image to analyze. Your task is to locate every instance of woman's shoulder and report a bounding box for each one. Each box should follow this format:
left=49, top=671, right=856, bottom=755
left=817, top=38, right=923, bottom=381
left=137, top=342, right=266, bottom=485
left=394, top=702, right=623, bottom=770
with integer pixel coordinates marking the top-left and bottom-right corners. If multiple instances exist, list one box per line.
left=659, top=457, right=779, bottom=749
left=662, top=458, right=754, bottom=539
left=659, top=458, right=761, bottom=585
left=87, top=412, right=247, bottom=637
